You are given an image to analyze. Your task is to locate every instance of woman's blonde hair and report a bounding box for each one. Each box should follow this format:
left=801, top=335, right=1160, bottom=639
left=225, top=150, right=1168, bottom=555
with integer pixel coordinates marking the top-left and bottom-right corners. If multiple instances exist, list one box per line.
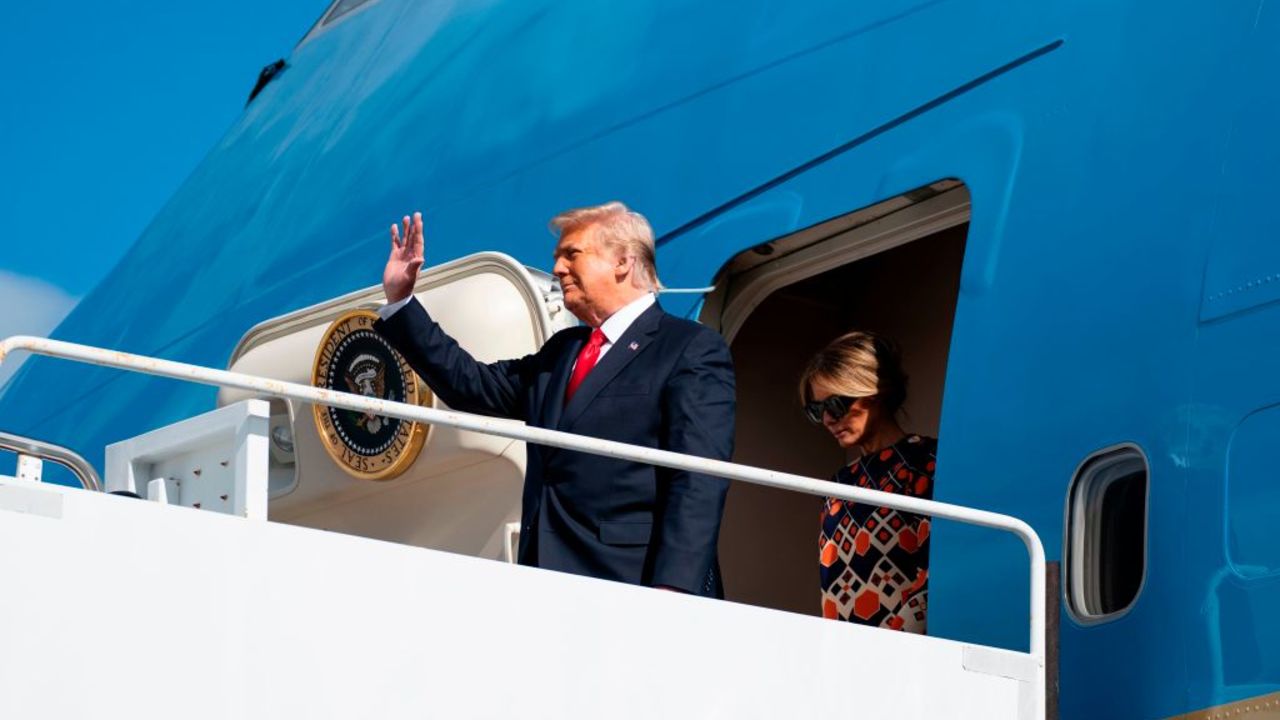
left=798, top=330, right=908, bottom=416
left=549, top=201, right=662, bottom=290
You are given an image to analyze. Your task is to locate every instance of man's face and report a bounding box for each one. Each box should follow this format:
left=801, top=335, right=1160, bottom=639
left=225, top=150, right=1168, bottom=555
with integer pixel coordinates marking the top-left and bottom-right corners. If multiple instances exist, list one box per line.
left=553, top=225, right=623, bottom=325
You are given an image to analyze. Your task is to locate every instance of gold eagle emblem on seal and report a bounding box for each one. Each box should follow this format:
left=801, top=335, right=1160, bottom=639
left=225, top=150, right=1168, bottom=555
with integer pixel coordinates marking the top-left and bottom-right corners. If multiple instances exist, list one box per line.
left=311, top=309, right=429, bottom=480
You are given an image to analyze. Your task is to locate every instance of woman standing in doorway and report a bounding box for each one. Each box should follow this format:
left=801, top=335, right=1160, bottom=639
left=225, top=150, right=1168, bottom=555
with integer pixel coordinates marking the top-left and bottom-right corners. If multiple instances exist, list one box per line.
left=800, top=331, right=937, bottom=633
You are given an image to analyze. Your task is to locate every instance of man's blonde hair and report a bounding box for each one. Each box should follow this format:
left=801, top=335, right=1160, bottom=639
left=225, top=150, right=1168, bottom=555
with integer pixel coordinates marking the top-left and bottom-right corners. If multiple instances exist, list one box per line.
left=550, top=201, right=662, bottom=290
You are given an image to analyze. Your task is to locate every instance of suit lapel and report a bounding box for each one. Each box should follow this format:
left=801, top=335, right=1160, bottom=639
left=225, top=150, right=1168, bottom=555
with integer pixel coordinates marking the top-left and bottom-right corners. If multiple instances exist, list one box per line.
left=541, top=327, right=590, bottom=429
left=559, top=303, right=663, bottom=430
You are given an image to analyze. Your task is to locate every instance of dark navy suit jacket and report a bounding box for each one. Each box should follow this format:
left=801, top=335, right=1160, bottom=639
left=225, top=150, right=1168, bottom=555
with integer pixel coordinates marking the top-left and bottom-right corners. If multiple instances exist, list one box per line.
left=374, top=297, right=736, bottom=596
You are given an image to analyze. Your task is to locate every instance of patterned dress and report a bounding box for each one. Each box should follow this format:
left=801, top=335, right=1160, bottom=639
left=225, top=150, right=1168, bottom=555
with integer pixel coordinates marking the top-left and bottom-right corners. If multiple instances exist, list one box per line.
left=819, top=434, right=937, bottom=632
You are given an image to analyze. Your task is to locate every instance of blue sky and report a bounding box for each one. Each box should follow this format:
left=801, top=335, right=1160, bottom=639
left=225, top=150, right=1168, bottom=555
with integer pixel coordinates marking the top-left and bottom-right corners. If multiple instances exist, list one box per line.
left=0, top=0, right=329, bottom=389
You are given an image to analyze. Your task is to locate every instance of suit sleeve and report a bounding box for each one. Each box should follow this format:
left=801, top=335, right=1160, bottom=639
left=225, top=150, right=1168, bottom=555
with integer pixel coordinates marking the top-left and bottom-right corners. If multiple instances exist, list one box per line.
left=651, top=327, right=736, bottom=592
left=374, top=296, right=534, bottom=420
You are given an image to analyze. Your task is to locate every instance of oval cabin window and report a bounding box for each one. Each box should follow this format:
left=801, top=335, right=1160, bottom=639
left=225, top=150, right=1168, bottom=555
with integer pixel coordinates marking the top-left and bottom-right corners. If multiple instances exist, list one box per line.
left=1065, top=445, right=1149, bottom=622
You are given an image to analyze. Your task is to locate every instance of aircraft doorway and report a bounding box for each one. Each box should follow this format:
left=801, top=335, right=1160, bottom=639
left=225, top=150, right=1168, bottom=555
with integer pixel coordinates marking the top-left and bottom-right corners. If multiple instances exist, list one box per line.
left=703, top=183, right=969, bottom=615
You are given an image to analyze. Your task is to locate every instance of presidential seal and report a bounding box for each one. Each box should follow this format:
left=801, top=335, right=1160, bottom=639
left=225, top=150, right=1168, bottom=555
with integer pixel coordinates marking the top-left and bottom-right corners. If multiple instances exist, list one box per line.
left=312, top=309, right=429, bottom=480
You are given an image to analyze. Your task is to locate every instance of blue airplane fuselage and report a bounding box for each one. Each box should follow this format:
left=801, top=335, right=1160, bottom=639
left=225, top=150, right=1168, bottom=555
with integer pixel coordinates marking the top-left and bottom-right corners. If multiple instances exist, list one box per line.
left=3, top=2, right=1279, bottom=717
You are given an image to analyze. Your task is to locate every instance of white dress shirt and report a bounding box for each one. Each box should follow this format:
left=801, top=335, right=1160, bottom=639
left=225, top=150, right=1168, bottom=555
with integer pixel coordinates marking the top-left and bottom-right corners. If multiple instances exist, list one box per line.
left=589, top=292, right=656, bottom=364
left=378, top=291, right=656, bottom=367
left=377, top=295, right=415, bottom=320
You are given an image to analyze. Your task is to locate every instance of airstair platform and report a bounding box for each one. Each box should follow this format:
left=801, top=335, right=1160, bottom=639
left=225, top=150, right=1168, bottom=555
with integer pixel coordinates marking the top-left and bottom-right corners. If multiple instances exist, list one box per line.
left=0, top=334, right=1044, bottom=719
left=0, top=472, right=1035, bottom=719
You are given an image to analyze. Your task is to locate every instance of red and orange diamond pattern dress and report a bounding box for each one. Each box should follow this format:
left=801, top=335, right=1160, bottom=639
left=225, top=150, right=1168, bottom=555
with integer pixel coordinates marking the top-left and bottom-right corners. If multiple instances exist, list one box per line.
left=819, top=434, right=936, bottom=633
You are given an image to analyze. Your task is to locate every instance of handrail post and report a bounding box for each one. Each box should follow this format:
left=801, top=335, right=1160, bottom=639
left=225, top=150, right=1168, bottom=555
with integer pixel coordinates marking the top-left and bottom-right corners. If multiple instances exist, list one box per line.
left=0, top=429, right=103, bottom=492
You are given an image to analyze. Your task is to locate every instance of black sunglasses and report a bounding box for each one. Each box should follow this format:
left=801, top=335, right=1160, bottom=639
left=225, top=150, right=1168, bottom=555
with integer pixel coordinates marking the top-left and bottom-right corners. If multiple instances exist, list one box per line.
left=803, top=395, right=857, bottom=425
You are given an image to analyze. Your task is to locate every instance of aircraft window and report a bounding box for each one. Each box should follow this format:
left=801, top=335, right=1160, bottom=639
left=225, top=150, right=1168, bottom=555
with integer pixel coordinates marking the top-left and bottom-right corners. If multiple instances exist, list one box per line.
left=1065, top=445, right=1148, bottom=622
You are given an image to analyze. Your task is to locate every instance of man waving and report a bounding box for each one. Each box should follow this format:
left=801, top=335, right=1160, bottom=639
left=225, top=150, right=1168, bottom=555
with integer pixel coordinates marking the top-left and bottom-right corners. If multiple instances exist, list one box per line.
left=375, top=202, right=736, bottom=596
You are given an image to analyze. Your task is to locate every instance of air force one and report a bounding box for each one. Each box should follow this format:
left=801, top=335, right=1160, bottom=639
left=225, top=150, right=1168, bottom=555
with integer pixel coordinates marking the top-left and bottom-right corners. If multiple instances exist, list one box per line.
left=2, top=1, right=1278, bottom=718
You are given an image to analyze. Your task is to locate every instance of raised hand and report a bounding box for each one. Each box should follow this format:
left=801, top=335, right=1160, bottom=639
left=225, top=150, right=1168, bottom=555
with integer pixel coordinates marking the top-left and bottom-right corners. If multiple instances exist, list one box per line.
left=383, top=212, right=425, bottom=303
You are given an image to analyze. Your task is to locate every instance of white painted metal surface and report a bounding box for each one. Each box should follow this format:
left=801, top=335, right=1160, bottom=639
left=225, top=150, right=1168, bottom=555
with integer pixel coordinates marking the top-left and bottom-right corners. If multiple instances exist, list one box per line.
left=0, top=334, right=1046, bottom=718
left=15, top=453, right=41, bottom=482
left=0, top=477, right=1035, bottom=719
left=105, top=400, right=272, bottom=519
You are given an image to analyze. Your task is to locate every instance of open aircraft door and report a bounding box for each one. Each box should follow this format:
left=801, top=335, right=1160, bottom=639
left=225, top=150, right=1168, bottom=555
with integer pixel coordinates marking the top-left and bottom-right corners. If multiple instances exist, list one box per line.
left=219, top=252, right=574, bottom=560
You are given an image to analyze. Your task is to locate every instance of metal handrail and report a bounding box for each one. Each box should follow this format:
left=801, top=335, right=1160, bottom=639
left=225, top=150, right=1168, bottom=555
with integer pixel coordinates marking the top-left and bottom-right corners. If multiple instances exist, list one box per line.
left=0, top=334, right=1045, bottom=715
left=0, top=428, right=102, bottom=492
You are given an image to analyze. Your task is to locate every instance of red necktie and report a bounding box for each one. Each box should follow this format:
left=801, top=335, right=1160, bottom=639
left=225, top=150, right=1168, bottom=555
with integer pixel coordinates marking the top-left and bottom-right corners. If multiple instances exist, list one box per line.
left=565, top=328, right=606, bottom=402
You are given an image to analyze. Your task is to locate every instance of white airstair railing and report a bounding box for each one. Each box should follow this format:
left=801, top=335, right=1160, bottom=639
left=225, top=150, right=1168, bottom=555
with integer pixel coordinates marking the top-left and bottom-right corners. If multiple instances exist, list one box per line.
left=0, top=334, right=1047, bottom=717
